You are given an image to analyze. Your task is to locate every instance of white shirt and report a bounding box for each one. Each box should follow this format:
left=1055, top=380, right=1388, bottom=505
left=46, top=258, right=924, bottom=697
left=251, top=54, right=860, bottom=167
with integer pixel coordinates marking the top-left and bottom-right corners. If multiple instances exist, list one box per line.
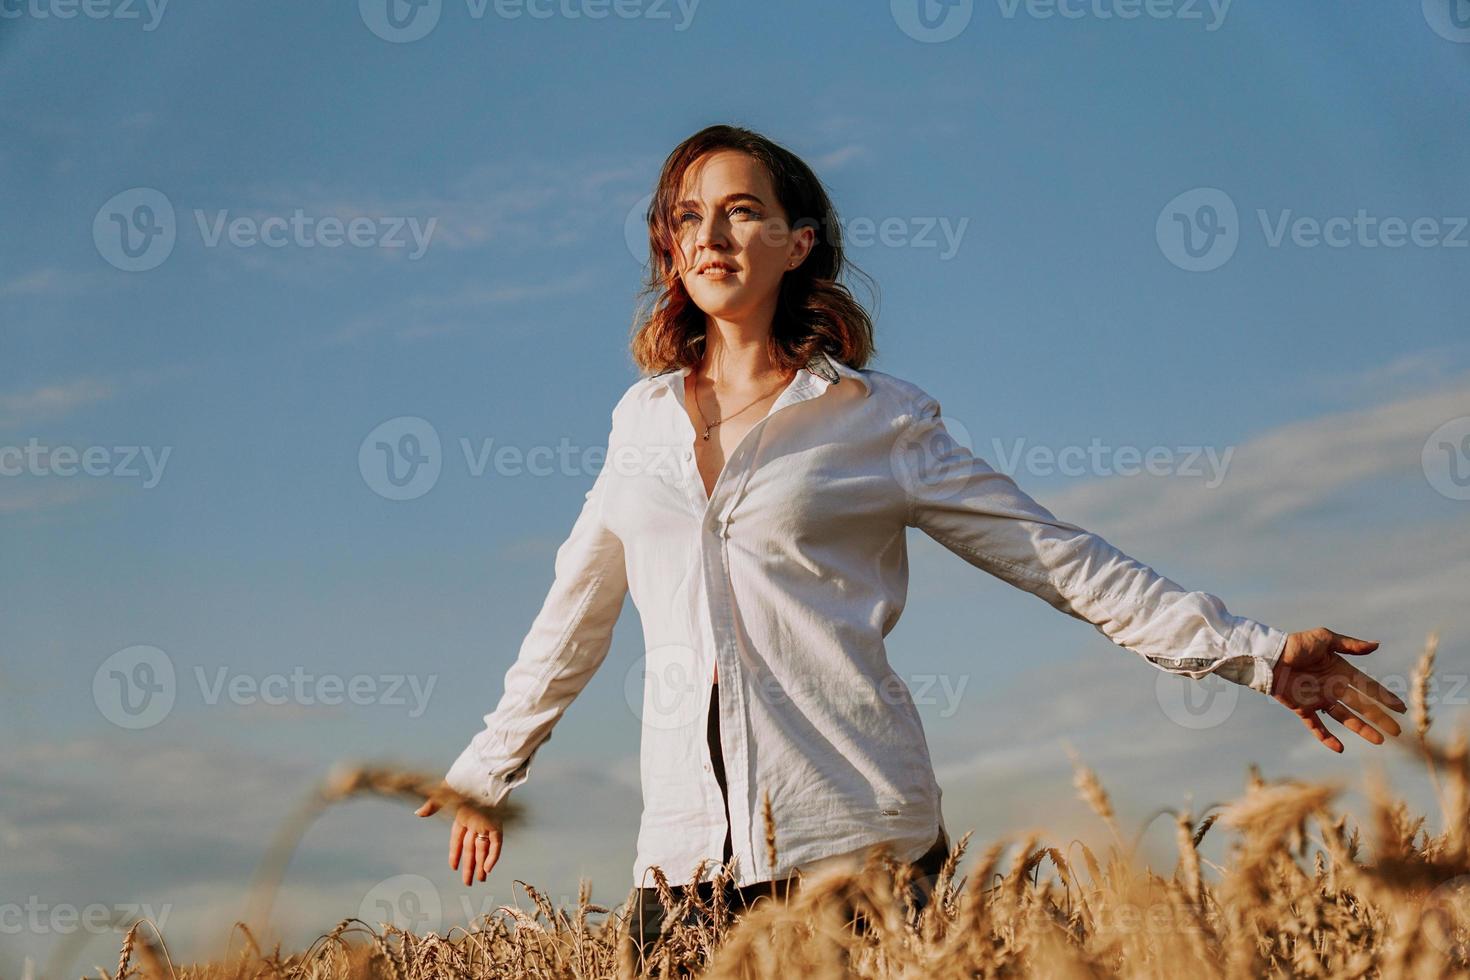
left=443, top=350, right=1287, bottom=889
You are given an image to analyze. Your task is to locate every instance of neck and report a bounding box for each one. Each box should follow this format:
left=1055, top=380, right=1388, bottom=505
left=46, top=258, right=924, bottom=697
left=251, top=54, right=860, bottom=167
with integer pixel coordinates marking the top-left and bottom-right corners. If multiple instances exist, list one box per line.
left=698, top=319, right=790, bottom=389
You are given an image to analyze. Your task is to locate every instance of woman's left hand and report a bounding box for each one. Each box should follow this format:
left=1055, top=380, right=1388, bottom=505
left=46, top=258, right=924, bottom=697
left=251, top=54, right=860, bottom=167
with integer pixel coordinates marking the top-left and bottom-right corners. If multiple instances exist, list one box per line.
left=1270, top=627, right=1407, bottom=753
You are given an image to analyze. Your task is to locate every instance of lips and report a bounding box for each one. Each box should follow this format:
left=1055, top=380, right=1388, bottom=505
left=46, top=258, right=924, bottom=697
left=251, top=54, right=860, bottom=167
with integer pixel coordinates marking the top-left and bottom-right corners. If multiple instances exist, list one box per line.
left=696, top=261, right=736, bottom=277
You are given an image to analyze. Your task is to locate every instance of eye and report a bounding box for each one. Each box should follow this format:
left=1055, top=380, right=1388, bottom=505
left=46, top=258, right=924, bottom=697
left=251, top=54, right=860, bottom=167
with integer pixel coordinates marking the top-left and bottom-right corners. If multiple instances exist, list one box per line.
left=675, top=205, right=760, bottom=224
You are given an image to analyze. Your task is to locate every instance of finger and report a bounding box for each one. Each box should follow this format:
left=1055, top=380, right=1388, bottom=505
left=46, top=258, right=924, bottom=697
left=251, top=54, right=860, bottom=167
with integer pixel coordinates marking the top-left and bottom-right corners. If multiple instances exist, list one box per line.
left=1324, top=701, right=1384, bottom=746
left=1297, top=709, right=1343, bottom=753
left=483, top=833, right=502, bottom=879
left=1340, top=660, right=1408, bottom=713
left=466, top=835, right=488, bottom=887
left=416, top=799, right=440, bottom=817
left=1330, top=632, right=1379, bottom=656
left=1339, top=685, right=1403, bottom=738
left=450, top=821, right=467, bottom=871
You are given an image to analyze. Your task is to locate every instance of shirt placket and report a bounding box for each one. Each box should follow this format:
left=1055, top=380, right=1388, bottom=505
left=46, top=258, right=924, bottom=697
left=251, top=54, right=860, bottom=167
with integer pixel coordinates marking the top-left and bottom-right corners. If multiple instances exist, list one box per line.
left=691, top=375, right=827, bottom=885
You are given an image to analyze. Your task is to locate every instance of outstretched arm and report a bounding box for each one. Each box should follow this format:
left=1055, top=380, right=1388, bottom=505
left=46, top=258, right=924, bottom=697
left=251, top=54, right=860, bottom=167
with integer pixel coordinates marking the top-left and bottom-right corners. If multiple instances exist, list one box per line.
left=898, top=391, right=1404, bottom=749
left=417, top=400, right=630, bottom=885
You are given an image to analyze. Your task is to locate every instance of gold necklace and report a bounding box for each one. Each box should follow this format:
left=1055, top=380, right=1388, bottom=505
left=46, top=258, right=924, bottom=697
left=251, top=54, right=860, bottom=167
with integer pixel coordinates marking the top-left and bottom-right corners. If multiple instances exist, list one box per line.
left=692, top=369, right=794, bottom=441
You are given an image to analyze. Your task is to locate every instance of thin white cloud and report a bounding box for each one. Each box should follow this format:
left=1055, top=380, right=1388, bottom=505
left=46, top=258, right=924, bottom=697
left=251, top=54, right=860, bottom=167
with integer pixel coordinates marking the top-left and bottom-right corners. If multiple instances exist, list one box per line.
left=317, top=267, right=604, bottom=348
left=813, top=143, right=869, bottom=170
left=1039, top=372, right=1470, bottom=539
left=0, top=267, right=103, bottom=298
left=0, top=378, right=117, bottom=426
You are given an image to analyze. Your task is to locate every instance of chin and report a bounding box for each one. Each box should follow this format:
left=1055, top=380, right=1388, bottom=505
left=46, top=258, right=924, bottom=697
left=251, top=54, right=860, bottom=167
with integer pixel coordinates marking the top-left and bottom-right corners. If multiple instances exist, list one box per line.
left=687, top=287, right=745, bottom=312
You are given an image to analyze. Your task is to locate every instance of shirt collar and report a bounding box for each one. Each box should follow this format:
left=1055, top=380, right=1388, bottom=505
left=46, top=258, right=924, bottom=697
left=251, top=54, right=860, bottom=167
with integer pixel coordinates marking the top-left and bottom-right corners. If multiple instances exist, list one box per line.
left=642, top=349, right=871, bottom=402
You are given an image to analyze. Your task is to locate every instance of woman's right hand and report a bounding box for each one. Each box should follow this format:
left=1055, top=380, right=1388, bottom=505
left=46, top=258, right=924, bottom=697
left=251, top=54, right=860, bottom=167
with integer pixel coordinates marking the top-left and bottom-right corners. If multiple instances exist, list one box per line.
left=415, top=792, right=504, bottom=886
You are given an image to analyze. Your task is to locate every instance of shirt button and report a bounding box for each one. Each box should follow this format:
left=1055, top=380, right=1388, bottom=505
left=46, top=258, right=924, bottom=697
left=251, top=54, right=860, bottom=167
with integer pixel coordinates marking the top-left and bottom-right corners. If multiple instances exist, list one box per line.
left=702, top=762, right=712, bottom=772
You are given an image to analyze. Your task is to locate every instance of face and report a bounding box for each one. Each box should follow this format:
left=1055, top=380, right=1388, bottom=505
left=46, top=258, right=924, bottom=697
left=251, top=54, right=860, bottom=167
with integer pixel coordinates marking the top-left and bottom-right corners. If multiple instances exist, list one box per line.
left=668, top=149, right=814, bottom=323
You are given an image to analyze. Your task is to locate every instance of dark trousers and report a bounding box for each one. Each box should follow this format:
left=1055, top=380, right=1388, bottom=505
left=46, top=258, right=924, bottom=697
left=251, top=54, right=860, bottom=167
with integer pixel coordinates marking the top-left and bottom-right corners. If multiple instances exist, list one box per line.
left=626, top=681, right=950, bottom=965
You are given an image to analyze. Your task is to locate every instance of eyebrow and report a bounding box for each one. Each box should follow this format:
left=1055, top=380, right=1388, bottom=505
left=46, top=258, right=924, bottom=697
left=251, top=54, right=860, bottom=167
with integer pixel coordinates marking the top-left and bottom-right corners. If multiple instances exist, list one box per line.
left=673, top=193, right=768, bottom=210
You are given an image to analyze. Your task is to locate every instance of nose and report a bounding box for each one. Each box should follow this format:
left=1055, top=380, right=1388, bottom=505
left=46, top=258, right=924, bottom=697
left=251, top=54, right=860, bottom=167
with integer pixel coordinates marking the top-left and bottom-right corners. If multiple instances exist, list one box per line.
left=694, top=211, right=728, bottom=251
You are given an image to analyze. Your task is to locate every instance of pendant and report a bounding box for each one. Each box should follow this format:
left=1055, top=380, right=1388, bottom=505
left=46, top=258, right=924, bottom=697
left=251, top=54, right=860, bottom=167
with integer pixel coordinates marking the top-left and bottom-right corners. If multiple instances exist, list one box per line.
left=703, top=424, right=714, bottom=440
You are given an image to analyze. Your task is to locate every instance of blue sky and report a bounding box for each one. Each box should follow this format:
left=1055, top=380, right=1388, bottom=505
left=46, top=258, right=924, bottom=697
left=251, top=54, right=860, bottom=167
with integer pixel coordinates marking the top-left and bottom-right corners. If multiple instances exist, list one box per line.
left=3, top=0, right=1469, bottom=972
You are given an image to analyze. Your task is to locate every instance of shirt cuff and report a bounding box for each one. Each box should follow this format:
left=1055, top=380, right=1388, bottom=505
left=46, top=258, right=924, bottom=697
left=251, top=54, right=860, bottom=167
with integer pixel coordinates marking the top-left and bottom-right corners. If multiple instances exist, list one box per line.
left=443, top=740, right=522, bottom=809
left=1218, top=618, right=1289, bottom=695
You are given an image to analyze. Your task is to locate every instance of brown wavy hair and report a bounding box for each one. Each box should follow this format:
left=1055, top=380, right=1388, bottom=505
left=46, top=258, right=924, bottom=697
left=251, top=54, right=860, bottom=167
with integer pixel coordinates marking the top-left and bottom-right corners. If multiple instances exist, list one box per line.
left=629, top=124, right=879, bottom=377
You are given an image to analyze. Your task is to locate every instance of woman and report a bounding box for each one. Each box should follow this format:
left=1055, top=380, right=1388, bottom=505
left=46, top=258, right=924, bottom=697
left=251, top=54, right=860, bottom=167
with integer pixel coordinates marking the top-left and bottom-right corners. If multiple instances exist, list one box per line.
left=416, top=125, right=1406, bottom=958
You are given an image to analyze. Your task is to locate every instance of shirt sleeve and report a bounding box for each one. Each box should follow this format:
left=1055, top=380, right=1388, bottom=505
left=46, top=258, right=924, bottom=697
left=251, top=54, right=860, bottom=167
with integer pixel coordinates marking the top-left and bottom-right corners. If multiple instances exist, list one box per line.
left=899, top=392, right=1286, bottom=695
left=443, top=405, right=630, bottom=808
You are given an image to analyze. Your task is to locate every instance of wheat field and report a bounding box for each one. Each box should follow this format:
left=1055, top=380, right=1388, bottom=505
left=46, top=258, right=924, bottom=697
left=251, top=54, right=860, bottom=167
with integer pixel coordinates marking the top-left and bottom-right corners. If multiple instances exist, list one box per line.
left=89, top=633, right=1470, bottom=979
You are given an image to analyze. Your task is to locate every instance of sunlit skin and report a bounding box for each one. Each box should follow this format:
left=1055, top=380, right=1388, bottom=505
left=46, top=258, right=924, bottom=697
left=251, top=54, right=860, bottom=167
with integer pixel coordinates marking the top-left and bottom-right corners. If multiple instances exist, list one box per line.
left=417, top=154, right=1409, bottom=887
left=668, top=148, right=815, bottom=339
left=1269, top=627, right=1406, bottom=753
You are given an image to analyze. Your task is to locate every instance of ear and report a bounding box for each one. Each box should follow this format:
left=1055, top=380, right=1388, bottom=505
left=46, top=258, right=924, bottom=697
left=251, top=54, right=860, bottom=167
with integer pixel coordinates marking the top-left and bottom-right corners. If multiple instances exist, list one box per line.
left=789, top=221, right=817, bottom=268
